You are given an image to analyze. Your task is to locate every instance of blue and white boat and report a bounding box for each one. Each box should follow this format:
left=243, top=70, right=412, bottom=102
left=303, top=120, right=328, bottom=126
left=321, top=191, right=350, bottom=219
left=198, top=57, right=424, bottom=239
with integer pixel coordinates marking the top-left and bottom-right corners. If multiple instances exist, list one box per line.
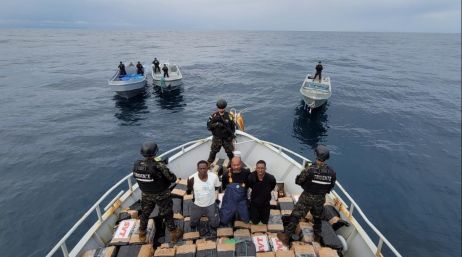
left=108, top=63, right=147, bottom=99
left=300, top=74, right=332, bottom=112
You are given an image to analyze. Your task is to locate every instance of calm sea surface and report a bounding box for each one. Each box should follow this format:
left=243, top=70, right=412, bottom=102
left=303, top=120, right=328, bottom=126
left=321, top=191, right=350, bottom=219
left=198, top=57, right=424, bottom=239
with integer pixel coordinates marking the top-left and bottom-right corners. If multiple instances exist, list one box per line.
left=0, top=30, right=460, bottom=257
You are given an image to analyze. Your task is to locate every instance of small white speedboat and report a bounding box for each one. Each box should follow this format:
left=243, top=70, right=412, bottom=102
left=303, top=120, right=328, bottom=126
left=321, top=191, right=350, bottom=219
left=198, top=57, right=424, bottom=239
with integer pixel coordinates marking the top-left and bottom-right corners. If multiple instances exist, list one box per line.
left=108, top=63, right=147, bottom=99
left=300, top=74, right=332, bottom=111
left=46, top=130, right=402, bottom=257
left=151, top=63, right=183, bottom=92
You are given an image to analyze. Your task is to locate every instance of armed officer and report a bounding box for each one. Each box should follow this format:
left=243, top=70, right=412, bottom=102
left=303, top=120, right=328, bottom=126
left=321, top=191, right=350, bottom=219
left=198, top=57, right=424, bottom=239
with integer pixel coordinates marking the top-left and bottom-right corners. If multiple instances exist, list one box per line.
left=207, top=99, right=236, bottom=165
left=152, top=58, right=161, bottom=73
left=132, top=141, right=183, bottom=242
left=277, top=145, right=336, bottom=245
left=313, top=61, right=323, bottom=82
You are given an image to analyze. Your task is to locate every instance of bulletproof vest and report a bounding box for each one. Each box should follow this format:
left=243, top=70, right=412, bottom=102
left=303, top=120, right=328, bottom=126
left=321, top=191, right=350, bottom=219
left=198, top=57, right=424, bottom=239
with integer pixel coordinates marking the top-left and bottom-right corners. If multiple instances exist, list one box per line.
left=211, top=112, right=234, bottom=138
left=132, top=159, right=170, bottom=193
left=302, top=164, right=335, bottom=195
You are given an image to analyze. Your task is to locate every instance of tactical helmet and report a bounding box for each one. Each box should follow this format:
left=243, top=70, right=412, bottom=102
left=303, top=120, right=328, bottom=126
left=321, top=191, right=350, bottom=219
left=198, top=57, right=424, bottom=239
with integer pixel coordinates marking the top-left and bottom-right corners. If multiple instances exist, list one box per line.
left=216, top=99, right=227, bottom=109
left=140, top=141, right=158, bottom=157
left=315, top=145, right=329, bottom=161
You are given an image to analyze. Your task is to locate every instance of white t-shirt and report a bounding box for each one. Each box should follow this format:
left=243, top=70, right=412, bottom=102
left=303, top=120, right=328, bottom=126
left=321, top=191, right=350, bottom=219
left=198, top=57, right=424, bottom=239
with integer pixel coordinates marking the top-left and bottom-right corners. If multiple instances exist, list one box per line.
left=189, top=171, right=221, bottom=207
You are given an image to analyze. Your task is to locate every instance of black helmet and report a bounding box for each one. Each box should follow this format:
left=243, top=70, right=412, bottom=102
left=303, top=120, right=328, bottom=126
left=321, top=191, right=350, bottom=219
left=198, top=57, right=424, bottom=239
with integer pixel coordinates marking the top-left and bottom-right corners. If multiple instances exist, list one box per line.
left=216, top=99, right=227, bottom=109
left=315, top=145, right=329, bottom=161
left=140, top=141, right=158, bottom=157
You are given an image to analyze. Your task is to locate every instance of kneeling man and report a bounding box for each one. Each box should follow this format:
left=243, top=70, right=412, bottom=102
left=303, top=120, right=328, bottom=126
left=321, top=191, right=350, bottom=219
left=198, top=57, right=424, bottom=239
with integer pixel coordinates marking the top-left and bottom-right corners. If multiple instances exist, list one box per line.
left=248, top=160, right=276, bottom=224
left=187, top=160, right=221, bottom=229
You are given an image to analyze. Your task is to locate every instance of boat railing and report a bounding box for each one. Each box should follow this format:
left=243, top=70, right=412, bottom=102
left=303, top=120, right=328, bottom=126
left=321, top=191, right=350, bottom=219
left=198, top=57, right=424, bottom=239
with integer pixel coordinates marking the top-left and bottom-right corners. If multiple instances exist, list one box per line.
left=47, top=133, right=402, bottom=257
left=256, top=138, right=402, bottom=257
left=46, top=139, right=204, bottom=257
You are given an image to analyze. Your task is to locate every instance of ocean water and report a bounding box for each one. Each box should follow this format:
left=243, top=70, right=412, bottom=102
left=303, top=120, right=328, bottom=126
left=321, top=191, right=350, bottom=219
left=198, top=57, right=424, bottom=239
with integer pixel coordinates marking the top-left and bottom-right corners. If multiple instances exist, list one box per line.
left=0, top=30, right=460, bottom=257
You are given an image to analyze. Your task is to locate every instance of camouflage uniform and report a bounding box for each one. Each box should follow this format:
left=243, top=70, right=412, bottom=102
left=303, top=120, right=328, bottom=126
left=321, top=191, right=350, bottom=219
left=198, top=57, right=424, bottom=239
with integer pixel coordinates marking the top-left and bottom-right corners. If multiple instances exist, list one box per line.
left=133, top=159, right=177, bottom=232
left=283, top=162, right=336, bottom=236
left=140, top=190, right=175, bottom=231
left=207, top=111, right=236, bottom=163
left=285, top=192, right=325, bottom=235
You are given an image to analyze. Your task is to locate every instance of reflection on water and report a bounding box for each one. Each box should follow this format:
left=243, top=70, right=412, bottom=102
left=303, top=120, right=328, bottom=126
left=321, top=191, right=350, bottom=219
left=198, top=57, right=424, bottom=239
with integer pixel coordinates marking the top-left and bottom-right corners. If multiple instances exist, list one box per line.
left=113, top=93, right=149, bottom=125
left=153, top=86, right=186, bottom=112
left=292, top=100, right=329, bottom=149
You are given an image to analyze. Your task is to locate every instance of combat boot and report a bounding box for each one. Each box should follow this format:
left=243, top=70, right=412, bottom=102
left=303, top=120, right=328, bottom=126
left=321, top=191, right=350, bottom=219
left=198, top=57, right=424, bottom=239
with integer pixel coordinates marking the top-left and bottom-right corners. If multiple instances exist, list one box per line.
left=277, top=232, right=290, bottom=246
left=139, top=230, right=147, bottom=242
left=170, top=227, right=184, bottom=243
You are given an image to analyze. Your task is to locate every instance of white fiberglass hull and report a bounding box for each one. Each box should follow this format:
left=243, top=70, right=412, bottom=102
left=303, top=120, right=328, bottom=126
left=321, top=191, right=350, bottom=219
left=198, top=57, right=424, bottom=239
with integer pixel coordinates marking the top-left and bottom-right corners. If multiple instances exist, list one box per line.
left=300, top=74, right=332, bottom=109
left=151, top=63, right=183, bottom=90
left=46, top=131, right=402, bottom=257
left=108, top=71, right=147, bottom=98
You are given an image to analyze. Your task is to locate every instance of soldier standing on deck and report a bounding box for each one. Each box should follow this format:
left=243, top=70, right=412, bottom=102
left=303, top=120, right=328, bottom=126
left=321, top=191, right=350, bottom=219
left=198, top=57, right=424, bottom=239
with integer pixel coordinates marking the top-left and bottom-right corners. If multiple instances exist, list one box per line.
left=132, top=141, right=183, bottom=242
left=207, top=99, right=236, bottom=165
left=277, top=145, right=336, bottom=245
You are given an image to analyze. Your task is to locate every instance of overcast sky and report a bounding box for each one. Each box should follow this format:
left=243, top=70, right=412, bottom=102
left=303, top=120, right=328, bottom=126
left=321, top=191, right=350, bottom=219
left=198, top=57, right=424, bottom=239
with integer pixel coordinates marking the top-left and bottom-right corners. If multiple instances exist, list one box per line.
left=0, top=0, right=460, bottom=33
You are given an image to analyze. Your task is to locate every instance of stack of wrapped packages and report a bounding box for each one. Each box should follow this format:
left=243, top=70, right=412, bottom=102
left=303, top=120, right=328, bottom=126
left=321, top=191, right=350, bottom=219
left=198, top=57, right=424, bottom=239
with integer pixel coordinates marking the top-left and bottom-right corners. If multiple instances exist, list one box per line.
left=81, top=161, right=349, bottom=257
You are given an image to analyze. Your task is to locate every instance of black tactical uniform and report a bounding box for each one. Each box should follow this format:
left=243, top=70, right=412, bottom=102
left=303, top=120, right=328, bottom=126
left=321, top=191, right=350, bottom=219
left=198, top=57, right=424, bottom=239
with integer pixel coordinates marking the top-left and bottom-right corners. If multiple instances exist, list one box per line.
left=207, top=99, right=236, bottom=164
left=162, top=65, right=169, bottom=78
left=118, top=62, right=127, bottom=76
left=136, top=62, right=144, bottom=75
left=313, top=62, right=323, bottom=81
left=153, top=58, right=161, bottom=73
left=132, top=141, right=182, bottom=242
left=278, top=145, right=336, bottom=244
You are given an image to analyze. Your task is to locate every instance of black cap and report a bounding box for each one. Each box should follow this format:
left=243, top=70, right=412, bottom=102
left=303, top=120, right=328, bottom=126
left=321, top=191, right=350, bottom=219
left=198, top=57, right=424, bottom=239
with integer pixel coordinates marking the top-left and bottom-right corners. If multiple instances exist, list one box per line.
left=140, top=141, right=158, bottom=157
left=216, top=99, right=227, bottom=109
left=315, top=145, right=330, bottom=161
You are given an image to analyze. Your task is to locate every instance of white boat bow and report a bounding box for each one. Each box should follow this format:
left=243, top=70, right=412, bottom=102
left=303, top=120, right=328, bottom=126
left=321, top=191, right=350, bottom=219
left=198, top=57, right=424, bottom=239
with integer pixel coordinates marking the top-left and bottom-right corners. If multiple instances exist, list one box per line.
left=46, top=130, right=402, bottom=257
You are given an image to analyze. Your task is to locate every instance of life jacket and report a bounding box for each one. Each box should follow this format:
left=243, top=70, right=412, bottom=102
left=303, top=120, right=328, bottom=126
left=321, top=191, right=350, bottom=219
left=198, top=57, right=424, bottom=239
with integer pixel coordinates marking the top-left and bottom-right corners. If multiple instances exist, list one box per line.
left=132, top=159, right=171, bottom=193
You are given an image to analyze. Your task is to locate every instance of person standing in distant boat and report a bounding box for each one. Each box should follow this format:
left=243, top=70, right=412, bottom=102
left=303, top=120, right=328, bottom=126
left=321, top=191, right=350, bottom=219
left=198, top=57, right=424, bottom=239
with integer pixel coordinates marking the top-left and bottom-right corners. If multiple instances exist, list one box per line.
left=118, top=61, right=127, bottom=76
left=162, top=64, right=169, bottom=78
left=207, top=99, right=236, bottom=165
left=136, top=61, right=144, bottom=75
left=313, top=61, right=323, bottom=82
left=152, top=58, right=161, bottom=73
left=277, top=145, right=336, bottom=245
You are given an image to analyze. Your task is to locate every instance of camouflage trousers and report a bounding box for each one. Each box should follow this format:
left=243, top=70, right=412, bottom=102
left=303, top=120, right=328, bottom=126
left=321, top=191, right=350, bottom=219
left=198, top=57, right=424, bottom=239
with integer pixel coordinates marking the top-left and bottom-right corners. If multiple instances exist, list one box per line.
left=207, top=136, right=234, bottom=163
left=140, top=190, right=175, bottom=231
left=285, top=191, right=325, bottom=235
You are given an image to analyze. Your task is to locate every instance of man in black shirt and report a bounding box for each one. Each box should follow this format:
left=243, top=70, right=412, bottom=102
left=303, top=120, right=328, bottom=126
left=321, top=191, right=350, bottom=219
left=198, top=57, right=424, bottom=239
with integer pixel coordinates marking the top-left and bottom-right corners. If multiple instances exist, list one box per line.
left=313, top=61, right=323, bottom=82
left=248, top=160, right=276, bottom=224
left=220, top=156, right=251, bottom=226
left=162, top=64, right=169, bottom=78
left=118, top=61, right=126, bottom=76
left=152, top=58, right=160, bottom=73
left=136, top=61, right=144, bottom=75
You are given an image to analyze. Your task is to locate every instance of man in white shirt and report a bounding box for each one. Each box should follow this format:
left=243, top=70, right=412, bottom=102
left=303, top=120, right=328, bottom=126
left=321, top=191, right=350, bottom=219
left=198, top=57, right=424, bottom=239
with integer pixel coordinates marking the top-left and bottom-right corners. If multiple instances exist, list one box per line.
left=187, top=160, right=221, bottom=229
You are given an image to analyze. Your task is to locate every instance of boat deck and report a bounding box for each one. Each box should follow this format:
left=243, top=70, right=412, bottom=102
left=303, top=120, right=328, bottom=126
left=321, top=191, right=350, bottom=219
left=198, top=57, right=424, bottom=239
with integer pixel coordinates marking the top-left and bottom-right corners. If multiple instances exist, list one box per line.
left=81, top=159, right=346, bottom=257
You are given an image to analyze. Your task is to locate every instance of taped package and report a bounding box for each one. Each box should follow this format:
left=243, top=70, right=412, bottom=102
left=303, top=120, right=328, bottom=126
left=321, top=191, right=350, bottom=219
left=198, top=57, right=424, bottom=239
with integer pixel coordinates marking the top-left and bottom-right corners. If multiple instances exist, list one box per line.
left=130, top=219, right=155, bottom=244
left=251, top=224, right=267, bottom=234
left=172, top=179, right=188, bottom=197
left=267, top=233, right=288, bottom=251
left=175, top=244, right=196, bottom=257
left=109, top=219, right=137, bottom=245
left=252, top=234, right=271, bottom=252
left=118, top=244, right=154, bottom=257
